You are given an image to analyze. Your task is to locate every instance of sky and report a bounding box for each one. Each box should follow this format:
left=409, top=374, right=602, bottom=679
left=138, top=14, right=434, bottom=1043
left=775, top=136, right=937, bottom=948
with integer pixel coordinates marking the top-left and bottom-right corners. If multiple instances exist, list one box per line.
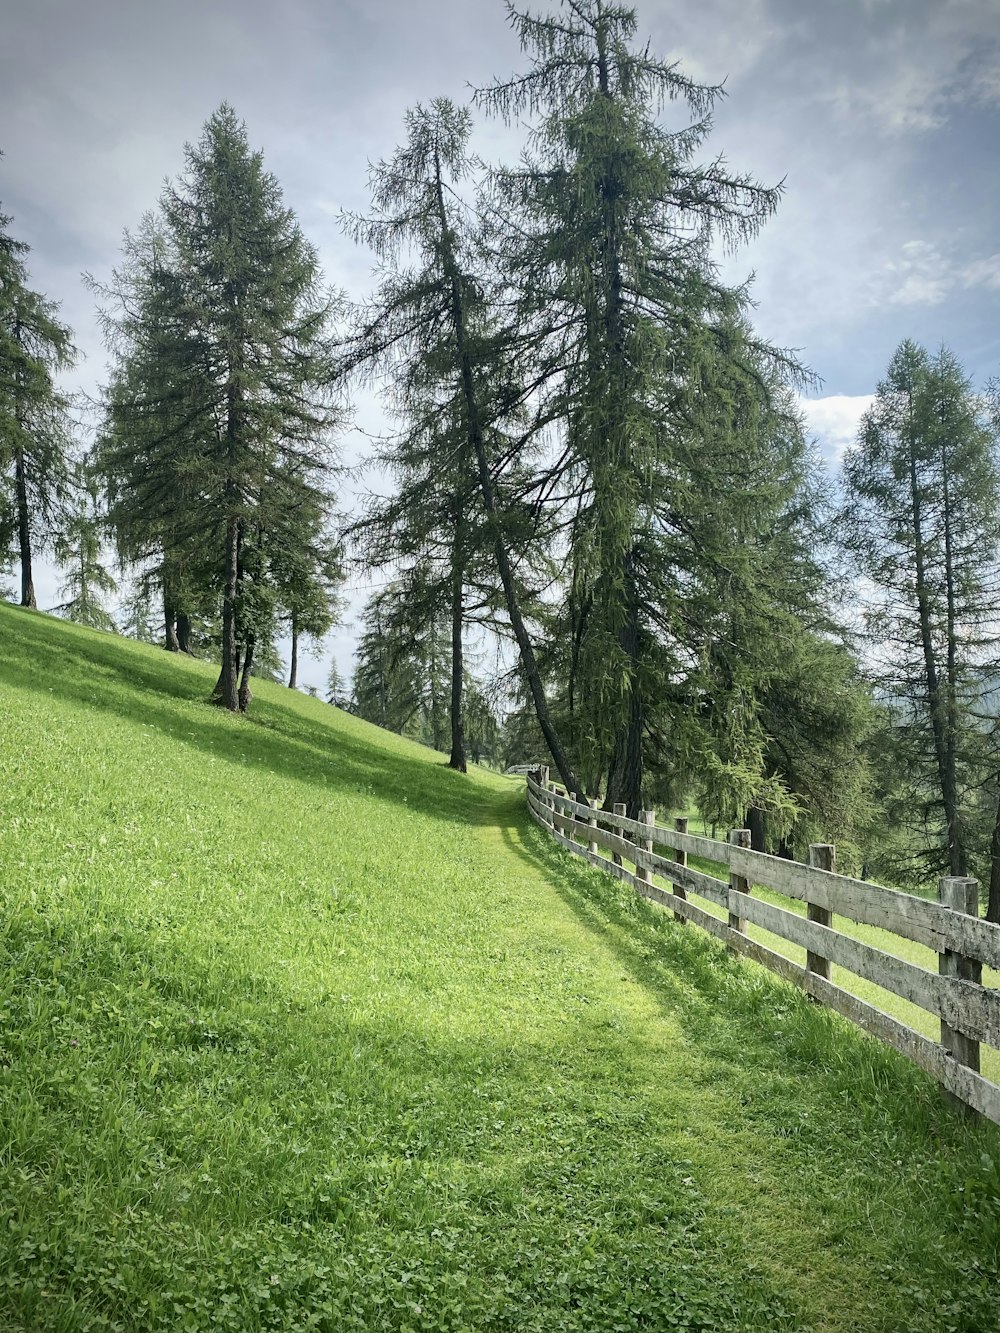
left=3, top=0, right=999, bottom=692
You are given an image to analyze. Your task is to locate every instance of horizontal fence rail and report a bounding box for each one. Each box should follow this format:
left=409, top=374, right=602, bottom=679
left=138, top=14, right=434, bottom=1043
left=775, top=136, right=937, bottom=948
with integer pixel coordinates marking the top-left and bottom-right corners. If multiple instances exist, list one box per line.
left=525, top=769, right=1000, bottom=1126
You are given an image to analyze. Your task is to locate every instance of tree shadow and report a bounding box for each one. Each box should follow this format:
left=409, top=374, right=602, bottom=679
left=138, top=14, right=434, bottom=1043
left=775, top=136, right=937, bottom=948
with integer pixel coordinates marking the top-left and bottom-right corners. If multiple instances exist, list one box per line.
left=2, top=891, right=799, bottom=1333
left=497, top=811, right=1000, bottom=1154
left=1, top=608, right=499, bottom=828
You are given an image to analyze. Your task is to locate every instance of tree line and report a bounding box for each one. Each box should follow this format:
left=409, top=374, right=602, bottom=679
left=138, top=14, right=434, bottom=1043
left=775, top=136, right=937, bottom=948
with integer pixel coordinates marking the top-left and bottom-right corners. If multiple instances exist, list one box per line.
left=3, top=0, right=1000, bottom=916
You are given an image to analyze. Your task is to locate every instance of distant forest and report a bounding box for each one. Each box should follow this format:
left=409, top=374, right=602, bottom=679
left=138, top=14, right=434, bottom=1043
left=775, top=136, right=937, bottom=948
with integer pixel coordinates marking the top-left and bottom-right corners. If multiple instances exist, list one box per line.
left=4, top=1, right=1000, bottom=915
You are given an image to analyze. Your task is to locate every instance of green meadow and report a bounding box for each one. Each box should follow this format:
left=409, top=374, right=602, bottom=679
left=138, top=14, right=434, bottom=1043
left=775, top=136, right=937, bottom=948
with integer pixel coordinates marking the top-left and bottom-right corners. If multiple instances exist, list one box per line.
left=2, top=600, right=1000, bottom=1332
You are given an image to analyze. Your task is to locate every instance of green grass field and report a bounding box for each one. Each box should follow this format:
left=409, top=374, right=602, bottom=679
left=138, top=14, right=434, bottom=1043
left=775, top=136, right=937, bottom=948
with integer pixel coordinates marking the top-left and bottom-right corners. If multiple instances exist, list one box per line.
left=3, top=601, right=1000, bottom=1332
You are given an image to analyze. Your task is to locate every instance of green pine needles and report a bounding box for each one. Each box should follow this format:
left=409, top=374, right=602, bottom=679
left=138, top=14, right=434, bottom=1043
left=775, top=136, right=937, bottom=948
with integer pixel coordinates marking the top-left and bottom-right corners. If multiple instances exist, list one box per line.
left=94, top=105, right=342, bottom=711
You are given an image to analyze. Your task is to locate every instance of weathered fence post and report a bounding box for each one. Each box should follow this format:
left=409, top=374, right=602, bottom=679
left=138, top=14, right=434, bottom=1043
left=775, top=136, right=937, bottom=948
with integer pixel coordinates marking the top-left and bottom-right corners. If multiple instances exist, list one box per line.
left=638, top=809, right=655, bottom=887
left=588, top=798, right=598, bottom=855
left=672, top=816, right=688, bottom=922
left=540, top=767, right=551, bottom=826
left=806, top=843, right=835, bottom=980
left=728, top=829, right=751, bottom=946
left=939, top=876, right=982, bottom=1089
left=571, top=794, right=584, bottom=846
left=612, top=802, right=627, bottom=867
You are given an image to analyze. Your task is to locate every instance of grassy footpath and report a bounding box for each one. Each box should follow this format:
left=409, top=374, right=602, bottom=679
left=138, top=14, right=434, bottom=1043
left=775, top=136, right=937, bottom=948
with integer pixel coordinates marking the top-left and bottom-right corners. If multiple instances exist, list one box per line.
left=2, top=602, right=1000, bottom=1332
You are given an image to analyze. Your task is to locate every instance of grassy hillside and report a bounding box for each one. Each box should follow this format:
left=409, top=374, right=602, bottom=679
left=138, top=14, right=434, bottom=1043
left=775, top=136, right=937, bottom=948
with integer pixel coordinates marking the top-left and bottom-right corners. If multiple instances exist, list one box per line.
left=2, top=601, right=1000, bottom=1332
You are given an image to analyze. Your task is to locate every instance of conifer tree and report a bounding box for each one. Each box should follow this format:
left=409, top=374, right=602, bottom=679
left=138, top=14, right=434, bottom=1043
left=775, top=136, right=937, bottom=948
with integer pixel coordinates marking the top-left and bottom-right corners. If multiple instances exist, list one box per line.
left=351, top=583, right=462, bottom=750
left=350, top=408, right=483, bottom=771
left=55, top=469, right=117, bottom=631
left=843, top=340, right=1000, bottom=885
left=0, top=205, right=77, bottom=608
left=463, top=677, right=501, bottom=765
left=351, top=587, right=422, bottom=734
left=94, top=106, right=341, bottom=712
left=118, top=583, right=160, bottom=644
left=326, top=659, right=347, bottom=707
left=476, top=0, right=807, bottom=815
left=344, top=97, right=582, bottom=794
left=91, top=216, right=217, bottom=653
left=267, top=479, right=342, bottom=690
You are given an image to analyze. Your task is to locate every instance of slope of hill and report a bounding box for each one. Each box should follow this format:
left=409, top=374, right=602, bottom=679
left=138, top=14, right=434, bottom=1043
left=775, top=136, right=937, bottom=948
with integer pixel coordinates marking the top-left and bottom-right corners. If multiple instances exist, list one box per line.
left=2, top=601, right=999, bottom=1332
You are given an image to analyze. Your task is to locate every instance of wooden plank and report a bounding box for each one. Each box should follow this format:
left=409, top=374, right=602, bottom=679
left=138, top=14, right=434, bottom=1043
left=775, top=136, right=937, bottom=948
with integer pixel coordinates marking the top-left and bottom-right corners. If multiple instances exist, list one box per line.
left=539, top=786, right=732, bottom=865
left=729, top=889, right=1000, bottom=1048
left=639, top=881, right=731, bottom=944
left=653, top=827, right=732, bottom=865
left=667, top=860, right=728, bottom=906
left=730, top=846, right=1000, bottom=969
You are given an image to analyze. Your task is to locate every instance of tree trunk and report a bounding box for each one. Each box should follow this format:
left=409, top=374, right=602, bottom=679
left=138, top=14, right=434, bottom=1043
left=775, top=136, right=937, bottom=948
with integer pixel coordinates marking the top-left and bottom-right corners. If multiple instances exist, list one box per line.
left=746, top=807, right=767, bottom=853
left=449, top=547, right=467, bottom=772
left=939, top=436, right=966, bottom=876
left=988, top=788, right=1000, bottom=923
left=288, top=616, right=299, bottom=689
left=907, top=397, right=964, bottom=875
left=164, top=595, right=180, bottom=652
left=603, top=584, right=643, bottom=818
left=220, top=360, right=245, bottom=710
left=605, top=689, right=643, bottom=817
left=592, top=43, right=644, bottom=819
left=431, top=149, right=580, bottom=797
left=176, top=612, right=192, bottom=654
left=14, top=444, right=35, bottom=609
left=469, top=392, right=578, bottom=794
left=220, top=514, right=241, bottom=710
left=238, top=633, right=255, bottom=712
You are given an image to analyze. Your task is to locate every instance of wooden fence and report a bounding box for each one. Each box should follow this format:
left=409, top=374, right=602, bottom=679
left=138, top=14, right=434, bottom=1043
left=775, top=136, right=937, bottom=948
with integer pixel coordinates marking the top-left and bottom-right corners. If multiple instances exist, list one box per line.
left=526, top=769, right=1000, bottom=1126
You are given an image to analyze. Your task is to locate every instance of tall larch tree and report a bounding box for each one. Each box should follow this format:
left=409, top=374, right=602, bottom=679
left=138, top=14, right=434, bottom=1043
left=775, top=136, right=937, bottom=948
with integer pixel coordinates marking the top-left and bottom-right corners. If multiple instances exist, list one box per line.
left=345, top=97, right=581, bottom=791
left=163, top=106, right=340, bottom=711
left=91, top=217, right=217, bottom=654
left=55, top=466, right=117, bottom=631
left=0, top=203, right=77, bottom=608
left=843, top=340, right=1000, bottom=891
left=476, top=0, right=808, bottom=816
left=96, top=107, right=341, bottom=711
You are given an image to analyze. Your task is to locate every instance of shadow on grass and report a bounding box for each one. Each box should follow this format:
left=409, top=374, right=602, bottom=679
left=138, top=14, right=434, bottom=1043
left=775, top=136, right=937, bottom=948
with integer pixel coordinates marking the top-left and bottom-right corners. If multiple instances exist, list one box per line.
left=1, top=607, right=497, bottom=829
left=498, top=810, right=1000, bottom=1158
left=2, top=890, right=800, bottom=1333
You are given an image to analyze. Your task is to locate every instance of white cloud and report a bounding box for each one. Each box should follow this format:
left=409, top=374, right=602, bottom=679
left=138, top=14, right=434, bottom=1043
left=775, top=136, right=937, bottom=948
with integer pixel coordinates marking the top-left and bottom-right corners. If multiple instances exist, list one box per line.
left=799, top=394, right=874, bottom=465
left=884, top=241, right=951, bottom=306
left=877, top=240, right=1000, bottom=307
left=819, top=0, right=1000, bottom=136
left=961, top=253, right=1000, bottom=292
left=649, top=0, right=777, bottom=86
